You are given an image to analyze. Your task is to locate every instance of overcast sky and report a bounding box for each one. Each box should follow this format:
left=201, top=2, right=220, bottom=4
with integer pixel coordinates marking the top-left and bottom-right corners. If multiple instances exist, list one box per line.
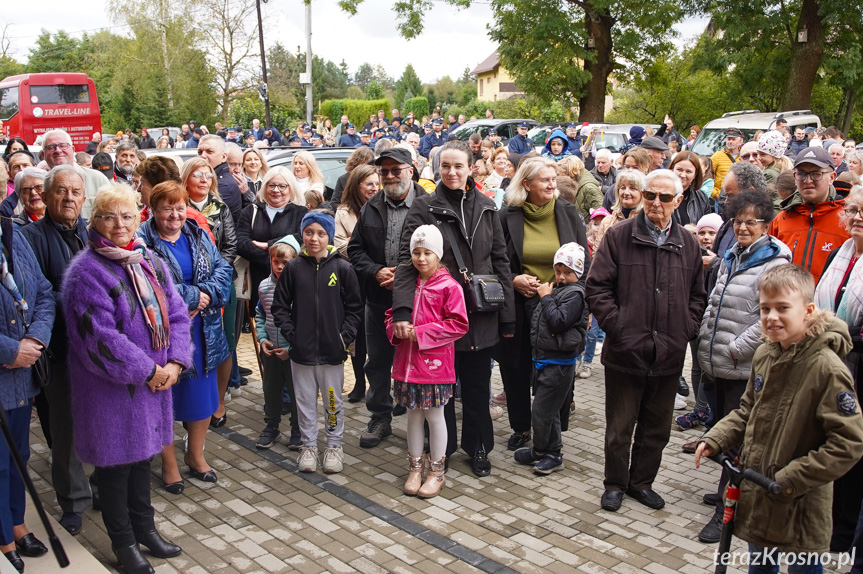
left=3, top=0, right=710, bottom=84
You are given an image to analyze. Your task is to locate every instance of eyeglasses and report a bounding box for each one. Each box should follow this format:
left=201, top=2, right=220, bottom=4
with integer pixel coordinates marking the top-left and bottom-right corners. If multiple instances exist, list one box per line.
left=43, top=143, right=71, bottom=152
left=156, top=206, right=185, bottom=216
left=378, top=167, right=410, bottom=177
left=794, top=170, right=829, bottom=182
left=20, top=185, right=43, bottom=195
left=740, top=153, right=757, bottom=160
left=731, top=218, right=765, bottom=228
left=845, top=207, right=863, bottom=218
left=192, top=171, right=214, bottom=180
left=94, top=213, right=138, bottom=227
left=643, top=190, right=678, bottom=203
left=266, top=183, right=289, bottom=192
left=361, top=181, right=380, bottom=188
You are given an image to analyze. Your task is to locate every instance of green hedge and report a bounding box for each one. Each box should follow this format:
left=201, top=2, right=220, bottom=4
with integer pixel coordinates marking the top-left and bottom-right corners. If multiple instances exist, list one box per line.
left=402, top=97, right=429, bottom=120
left=230, top=97, right=299, bottom=132
left=318, top=98, right=389, bottom=126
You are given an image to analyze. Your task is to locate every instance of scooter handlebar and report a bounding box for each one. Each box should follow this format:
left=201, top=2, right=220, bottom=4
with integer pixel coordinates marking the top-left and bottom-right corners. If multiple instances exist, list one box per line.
left=710, top=453, right=781, bottom=494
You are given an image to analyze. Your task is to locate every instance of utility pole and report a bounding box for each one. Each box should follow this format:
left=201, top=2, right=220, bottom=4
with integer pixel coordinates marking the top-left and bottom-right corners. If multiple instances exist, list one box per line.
left=304, top=1, right=313, bottom=125
left=161, top=0, right=173, bottom=107
left=256, top=0, right=271, bottom=127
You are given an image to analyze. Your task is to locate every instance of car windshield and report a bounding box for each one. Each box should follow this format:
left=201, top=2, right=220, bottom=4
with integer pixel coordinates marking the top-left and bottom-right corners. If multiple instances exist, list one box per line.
left=591, top=132, right=627, bottom=153
left=691, top=128, right=758, bottom=155
left=451, top=124, right=485, bottom=141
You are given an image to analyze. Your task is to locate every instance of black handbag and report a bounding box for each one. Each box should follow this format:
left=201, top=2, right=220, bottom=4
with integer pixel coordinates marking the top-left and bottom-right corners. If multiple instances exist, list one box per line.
left=441, top=221, right=505, bottom=313
left=32, top=347, right=53, bottom=389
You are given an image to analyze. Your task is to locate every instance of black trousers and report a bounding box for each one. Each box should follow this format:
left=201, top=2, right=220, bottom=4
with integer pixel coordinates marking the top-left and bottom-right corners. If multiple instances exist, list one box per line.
left=445, top=347, right=495, bottom=457
left=603, top=367, right=678, bottom=491
left=712, top=377, right=748, bottom=515
left=94, top=459, right=155, bottom=548
left=497, top=297, right=539, bottom=434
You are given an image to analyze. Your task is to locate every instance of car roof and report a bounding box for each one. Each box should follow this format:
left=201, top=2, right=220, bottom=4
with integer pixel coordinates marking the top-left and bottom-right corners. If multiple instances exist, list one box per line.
left=703, top=110, right=820, bottom=130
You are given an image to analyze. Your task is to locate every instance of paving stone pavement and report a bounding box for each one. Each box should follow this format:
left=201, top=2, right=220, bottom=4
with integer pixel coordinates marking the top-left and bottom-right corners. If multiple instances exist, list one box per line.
left=25, top=335, right=849, bottom=573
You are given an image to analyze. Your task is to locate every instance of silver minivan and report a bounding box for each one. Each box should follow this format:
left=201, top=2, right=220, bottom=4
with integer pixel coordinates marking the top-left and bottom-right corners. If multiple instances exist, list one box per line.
left=689, top=110, right=821, bottom=155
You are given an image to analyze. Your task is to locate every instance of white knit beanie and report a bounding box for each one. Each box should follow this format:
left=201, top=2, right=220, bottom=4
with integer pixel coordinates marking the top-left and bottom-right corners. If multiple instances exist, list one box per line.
left=410, top=225, right=444, bottom=260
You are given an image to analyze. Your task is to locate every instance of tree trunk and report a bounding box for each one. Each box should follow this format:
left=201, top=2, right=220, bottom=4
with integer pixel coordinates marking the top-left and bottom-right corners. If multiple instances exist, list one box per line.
left=578, top=10, right=615, bottom=122
left=781, top=0, right=823, bottom=111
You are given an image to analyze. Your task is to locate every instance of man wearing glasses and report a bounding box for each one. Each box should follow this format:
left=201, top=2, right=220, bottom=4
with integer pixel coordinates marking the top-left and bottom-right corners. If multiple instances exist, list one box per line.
left=586, top=169, right=705, bottom=513
left=768, top=146, right=846, bottom=282
left=347, top=148, right=417, bottom=449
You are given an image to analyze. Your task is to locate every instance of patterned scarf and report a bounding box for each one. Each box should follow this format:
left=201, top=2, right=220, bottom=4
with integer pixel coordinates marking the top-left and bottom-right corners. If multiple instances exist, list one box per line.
left=814, top=238, right=863, bottom=325
left=89, top=229, right=171, bottom=350
left=0, top=225, right=27, bottom=314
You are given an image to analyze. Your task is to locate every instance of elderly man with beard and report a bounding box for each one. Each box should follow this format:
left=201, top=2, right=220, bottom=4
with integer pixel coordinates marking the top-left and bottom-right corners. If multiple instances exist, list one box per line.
left=348, top=147, right=418, bottom=449
left=112, top=141, right=139, bottom=184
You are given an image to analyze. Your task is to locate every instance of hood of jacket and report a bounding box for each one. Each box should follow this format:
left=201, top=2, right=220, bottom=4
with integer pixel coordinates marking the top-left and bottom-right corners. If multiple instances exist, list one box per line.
left=722, top=234, right=792, bottom=275
left=779, top=186, right=839, bottom=213
left=542, top=129, right=570, bottom=155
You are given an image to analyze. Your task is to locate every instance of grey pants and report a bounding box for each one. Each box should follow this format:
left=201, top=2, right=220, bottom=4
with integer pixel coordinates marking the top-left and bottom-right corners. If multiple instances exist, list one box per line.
left=290, top=362, right=344, bottom=448
left=531, top=363, right=576, bottom=455
left=45, top=360, right=91, bottom=513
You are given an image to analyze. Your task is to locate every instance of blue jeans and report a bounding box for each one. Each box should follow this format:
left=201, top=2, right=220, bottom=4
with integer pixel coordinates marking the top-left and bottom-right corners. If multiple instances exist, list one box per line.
left=747, top=544, right=823, bottom=574
left=581, top=315, right=603, bottom=364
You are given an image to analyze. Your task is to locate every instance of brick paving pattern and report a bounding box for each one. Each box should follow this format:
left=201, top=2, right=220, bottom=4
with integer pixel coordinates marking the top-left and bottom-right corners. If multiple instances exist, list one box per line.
left=24, top=335, right=849, bottom=573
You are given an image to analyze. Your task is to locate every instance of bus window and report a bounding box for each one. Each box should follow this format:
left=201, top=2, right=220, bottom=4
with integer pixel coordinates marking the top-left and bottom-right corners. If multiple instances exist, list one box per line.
left=0, top=86, right=18, bottom=120
left=29, top=84, right=90, bottom=105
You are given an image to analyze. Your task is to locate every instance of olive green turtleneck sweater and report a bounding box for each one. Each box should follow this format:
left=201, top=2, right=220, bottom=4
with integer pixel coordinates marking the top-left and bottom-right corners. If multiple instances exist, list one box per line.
left=521, top=199, right=559, bottom=284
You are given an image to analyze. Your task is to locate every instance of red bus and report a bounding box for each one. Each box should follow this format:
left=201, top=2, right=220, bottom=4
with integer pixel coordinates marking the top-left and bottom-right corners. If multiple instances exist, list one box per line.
left=0, top=73, right=102, bottom=149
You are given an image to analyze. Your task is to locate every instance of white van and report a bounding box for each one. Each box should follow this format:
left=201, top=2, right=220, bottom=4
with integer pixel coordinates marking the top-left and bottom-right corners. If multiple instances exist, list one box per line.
left=689, top=110, right=821, bottom=155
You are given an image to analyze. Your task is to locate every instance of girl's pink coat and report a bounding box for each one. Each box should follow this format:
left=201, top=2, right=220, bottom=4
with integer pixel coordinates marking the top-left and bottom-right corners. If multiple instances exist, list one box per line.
left=385, top=268, right=469, bottom=384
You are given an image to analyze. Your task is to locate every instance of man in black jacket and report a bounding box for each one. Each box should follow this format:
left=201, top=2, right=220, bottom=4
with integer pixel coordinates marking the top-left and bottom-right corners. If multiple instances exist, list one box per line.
left=21, top=165, right=92, bottom=535
left=198, top=135, right=243, bottom=227
left=348, top=147, right=417, bottom=449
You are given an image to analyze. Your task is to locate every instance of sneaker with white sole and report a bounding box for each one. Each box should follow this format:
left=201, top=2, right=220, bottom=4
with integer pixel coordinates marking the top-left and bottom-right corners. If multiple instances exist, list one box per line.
left=322, top=446, right=344, bottom=474
left=578, top=363, right=592, bottom=379
left=297, top=446, right=318, bottom=473
left=674, top=393, right=687, bottom=410
left=489, top=403, right=504, bottom=419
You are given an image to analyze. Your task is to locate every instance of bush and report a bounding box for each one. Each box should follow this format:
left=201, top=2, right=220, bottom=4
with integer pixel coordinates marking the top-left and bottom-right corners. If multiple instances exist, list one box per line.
left=318, top=98, right=389, bottom=126
left=230, top=97, right=300, bottom=132
left=402, top=97, right=429, bottom=120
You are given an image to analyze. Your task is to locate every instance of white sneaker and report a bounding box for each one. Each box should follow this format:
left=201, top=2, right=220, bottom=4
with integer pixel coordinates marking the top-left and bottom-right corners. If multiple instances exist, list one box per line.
left=229, top=386, right=242, bottom=398
left=489, top=403, right=504, bottom=419
left=297, top=446, right=318, bottom=473
left=674, top=393, right=687, bottom=410
left=322, top=446, right=344, bottom=474
left=224, top=391, right=232, bottom=404
left=578, top=363, right=592, bottom=379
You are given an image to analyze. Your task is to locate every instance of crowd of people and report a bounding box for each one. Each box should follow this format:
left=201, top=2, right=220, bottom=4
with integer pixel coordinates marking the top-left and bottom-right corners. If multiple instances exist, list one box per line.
left=1, top=113, right=863, bottom=574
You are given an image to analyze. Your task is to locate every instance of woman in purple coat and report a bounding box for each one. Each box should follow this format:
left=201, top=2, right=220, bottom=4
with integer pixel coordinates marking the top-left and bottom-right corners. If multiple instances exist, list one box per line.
left=62, top=183, right=191, bottom=574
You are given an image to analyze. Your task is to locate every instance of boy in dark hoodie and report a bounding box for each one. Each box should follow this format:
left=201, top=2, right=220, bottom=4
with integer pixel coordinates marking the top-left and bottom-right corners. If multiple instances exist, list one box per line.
left=514, top=243, right=587, bottom=475
left=271, top=212, right=363, bottom=475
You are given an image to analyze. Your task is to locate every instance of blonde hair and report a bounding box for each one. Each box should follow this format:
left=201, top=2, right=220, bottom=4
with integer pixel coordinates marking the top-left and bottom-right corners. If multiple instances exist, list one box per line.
left=292, top=150, right=324, bottom=186
left=611, top=169, right=646, bottom=212
left=304, top=189, right=324, bottom=209
left=269, top=242, right=297, bottom=258
left=89, top=183, right=140, bottom=233
left=505, top=156, right=557, bottom=207
left=758, top=263, right=815, bottom=303
left=180, top=158, right=220, bottom=201
left=259, top=166, right=302, bottom=206
left=242, top=148, right=269, bottom=179
left=557, top=155, right=585, bottom=179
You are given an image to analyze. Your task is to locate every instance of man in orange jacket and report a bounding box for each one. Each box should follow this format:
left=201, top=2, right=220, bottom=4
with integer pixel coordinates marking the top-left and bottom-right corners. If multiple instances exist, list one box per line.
left=768, top=146, right=847, bottom=283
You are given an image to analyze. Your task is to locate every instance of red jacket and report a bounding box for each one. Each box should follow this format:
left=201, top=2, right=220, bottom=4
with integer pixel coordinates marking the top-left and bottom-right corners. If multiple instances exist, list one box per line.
left=386, top=268, right=469, bottom=384
left=768, top=192, right=847, bottom=284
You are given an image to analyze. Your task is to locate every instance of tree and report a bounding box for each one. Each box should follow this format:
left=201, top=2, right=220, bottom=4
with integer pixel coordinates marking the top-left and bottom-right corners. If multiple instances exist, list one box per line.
left=340, top=0, right=690, bottom=122
left=352, top=63, right=376, bottom=89
left=690, top=0, right=863, bottom=112
left=365, top=80, right=384, bottom=100
left=395, top=64, right=424, bottom=107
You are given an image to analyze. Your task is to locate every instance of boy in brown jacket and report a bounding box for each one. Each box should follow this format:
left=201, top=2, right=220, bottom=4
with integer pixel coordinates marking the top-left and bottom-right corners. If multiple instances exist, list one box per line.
left=696, top=264, right=863, bottom=571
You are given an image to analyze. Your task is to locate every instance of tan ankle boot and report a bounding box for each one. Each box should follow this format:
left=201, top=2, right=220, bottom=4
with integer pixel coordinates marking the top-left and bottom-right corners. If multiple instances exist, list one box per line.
left=404, top=454, right=425, bottom=496
left=417, top=455, right=446, bottom=498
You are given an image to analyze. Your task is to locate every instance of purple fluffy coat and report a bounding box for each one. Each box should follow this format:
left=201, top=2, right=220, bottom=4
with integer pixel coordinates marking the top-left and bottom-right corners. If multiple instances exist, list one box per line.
left=62, top=247, right=192, bottom=467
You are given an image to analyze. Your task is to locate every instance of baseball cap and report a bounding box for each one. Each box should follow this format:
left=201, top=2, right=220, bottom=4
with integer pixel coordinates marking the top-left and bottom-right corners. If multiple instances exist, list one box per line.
left=793, top=146, right=834, bottom=170
left=374, top=147, right=414, bottom=167
left=725, top=127, right=744, bottom=139
left=641, top=136, right=669, bottom=151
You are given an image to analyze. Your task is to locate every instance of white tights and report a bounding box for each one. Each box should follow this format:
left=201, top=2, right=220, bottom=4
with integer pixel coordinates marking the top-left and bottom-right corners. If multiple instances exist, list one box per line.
left=407, top=405, right=447, bottom=461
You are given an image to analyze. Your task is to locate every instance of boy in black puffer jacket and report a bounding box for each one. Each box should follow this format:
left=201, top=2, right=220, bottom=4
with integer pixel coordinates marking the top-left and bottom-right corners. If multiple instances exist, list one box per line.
left=515, top=242, right=588, bottom=475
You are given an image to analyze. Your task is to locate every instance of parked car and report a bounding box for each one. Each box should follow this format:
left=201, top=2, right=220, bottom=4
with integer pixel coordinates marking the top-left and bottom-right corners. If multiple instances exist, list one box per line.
left=688, top=110, right=821, bottom=155
left=449, top=119, right=540, bottom=145
left=266, top=147, right=352, bottom=194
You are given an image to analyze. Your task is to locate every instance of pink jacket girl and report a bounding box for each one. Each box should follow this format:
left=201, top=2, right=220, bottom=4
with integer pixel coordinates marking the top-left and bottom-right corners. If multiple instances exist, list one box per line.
left=385, top=268, right=469, bottom=384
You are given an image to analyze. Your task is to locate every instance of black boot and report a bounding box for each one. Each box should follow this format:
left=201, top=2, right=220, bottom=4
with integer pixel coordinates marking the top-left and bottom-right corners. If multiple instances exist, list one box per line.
left=136, top=530, right=182, bottom=558
left=113, top=544, right=155, bottom=574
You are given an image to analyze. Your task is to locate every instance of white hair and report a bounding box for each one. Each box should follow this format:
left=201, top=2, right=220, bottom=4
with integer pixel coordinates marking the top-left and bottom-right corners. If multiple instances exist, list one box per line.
left=644, top=169, right=684, bottom=196
left=595, top=148, right=613, bottom=161
left=42, top=129, right=73, bottom=145
left=260, top=166, right=303, bottom=206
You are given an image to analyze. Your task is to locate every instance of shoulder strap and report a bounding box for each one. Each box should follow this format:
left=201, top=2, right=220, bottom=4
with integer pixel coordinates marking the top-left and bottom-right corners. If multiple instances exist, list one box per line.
left=251, top=204, right=259, bottom=228
left=440, top=221, right=470, bottom=283
left=725, top=152, right=736, bottom=164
